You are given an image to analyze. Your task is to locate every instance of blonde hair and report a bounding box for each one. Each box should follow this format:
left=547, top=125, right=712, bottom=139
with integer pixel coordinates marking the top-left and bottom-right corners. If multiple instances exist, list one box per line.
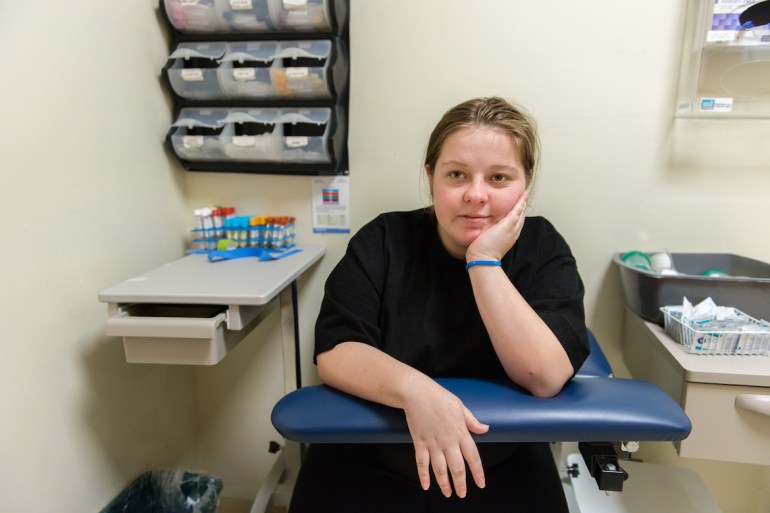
left=424, top=97, right=540, bottom=186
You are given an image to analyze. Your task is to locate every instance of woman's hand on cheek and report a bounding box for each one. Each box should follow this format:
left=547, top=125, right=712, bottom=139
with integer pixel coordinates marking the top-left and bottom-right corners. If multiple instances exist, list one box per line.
left=466, top=190, right=528, bottom=262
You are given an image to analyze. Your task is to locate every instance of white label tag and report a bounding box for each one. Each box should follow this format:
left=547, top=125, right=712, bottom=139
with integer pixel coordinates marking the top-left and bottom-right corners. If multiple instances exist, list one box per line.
left=233, top=68, right=257, bottom=81
left=283, top=0, right=308, bottom=7
left=233, top=135, right=256, bottom=147
left=285, top=136, right=309, bottom=148
left=181, top=69, right=204, bottom=81
left=286, top=67, right=309, bottom=79
left=230, top=0, right=253, bottom=10
left=183, top=136, right=204, bottom=149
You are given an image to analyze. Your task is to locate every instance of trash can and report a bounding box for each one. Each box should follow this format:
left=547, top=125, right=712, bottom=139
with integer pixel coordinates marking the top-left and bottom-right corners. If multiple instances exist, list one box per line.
left=100, top=469, right=223, bottom=513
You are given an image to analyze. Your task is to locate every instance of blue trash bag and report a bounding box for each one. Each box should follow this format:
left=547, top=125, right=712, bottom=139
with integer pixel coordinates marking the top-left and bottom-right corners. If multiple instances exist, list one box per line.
left=100, top=469, right=223, bottom=513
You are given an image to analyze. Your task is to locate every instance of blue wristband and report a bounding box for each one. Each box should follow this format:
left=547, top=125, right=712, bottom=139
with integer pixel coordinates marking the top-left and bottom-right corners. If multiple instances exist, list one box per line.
left=465, top=260, right=502, bottom=272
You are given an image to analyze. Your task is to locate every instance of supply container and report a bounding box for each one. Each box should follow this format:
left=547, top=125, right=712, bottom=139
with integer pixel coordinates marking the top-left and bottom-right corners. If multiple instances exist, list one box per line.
left=162, top=0, right=348, bottom=35
left=217, top=40, right=348, bottom=100
left=162, top=0, right=226, bottom=33
left=219, top=106, right=344, bottom=164
left=661, top=305, right=769, bottom=355
left=219, top=0, right=274, bottom=32
left=614, top=252, right=770, bottom=324
left=165, top=42, right=227, bottom=100
left=219, top=108, right=283, bottom=161
left=268, top=0, right=346, bottom=33
left=169, top=108, right=229, bottom=162
left=275, top=107, right=340, bottom=163
left=269, top=39, right=348, bottom=100
left=218, top=41, right=280, bottom=98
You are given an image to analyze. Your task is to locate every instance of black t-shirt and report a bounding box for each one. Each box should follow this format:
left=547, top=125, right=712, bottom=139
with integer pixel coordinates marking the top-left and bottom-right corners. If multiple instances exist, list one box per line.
left=315, top=208, right=589, bottom=376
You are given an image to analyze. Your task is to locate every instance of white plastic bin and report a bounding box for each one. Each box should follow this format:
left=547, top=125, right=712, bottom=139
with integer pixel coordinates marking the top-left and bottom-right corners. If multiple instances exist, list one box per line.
left=220, top=108, right=283, bottom=161
left=218, top=41, right=279, bottom=98
left=166, top=42, right=227, bottom=100
left=163, top=0, right=346, bottom=34
left=169, top=108, right=228, bottom=161
left=218, top=0, right=275, bottom=32
left=268, top=0, right=340, bottom=32
left=276, top=107, right=336, bottom=163
left=163, top=0, right=227, bottom=33
left=169, top=106, right=345, bottom=165
left=217, top=40, right=347, bottom=100
left=271, top=40, right=346, bottom=99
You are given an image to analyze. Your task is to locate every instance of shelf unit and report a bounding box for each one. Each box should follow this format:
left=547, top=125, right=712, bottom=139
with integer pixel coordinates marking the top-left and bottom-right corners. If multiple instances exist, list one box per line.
left=159, top=0, right=350, bottom=175
left=676, top=0, right=770, bottom=118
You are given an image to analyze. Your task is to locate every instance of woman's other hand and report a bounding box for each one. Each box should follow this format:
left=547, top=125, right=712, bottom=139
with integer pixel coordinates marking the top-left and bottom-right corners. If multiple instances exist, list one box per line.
left=402, top=381, right=489, bottom=498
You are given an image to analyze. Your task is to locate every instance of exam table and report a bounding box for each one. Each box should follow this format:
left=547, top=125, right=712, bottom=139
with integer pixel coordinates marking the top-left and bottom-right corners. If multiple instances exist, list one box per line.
left=268, top=331, right=692, bottom=506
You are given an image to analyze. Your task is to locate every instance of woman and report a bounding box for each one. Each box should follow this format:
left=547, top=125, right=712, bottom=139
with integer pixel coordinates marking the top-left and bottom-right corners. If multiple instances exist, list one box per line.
left=289, top=97, right=590, bottom=512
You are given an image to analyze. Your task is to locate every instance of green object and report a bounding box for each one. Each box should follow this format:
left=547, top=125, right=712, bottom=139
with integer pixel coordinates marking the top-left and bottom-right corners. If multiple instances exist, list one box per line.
left=621, top=250, right=652, bottom=271
left=100, top=469, right=222, bottom=513
left=702, top=269, right=730, bottom=278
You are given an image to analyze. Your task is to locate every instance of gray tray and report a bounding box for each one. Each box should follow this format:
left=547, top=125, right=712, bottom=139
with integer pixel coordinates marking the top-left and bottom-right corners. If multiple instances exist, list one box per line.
left=613, top=252, right=770, bottom=324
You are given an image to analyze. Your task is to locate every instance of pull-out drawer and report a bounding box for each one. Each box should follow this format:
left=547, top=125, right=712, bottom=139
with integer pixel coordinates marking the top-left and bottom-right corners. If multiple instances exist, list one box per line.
left=679, top=382, right=770, bottom=465
left=105, top=302, right=275, bottom=365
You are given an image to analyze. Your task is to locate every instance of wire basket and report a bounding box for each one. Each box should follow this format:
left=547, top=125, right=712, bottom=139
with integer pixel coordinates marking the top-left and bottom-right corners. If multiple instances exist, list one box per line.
left=660, top=306, right=770, bottom=356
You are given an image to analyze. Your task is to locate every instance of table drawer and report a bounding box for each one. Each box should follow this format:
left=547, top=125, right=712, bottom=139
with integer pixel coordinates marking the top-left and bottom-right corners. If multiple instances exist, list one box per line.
left=679, top=382, right=770, bottom=465
left=105, top=302, right=274, bottom=365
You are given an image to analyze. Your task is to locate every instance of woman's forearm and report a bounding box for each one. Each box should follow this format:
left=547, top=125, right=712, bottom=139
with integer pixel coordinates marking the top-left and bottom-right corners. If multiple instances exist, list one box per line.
left=316, top=341, right=436, bottom=409
left=467, top=266, right=573, bottom=397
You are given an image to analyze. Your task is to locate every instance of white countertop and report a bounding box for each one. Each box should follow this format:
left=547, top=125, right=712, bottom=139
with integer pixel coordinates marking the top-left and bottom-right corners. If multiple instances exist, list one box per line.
left=642, top=318, right=770, bottom=387
left=99, top=245, right=326, bottom=306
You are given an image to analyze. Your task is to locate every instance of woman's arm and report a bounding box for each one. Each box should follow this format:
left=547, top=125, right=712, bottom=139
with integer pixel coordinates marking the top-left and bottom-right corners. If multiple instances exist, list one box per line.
left=465, top=192, right=574, bottom=397
left=467, top=267, right=573, bottom=397
left=317, top=341, right=489, bottom=498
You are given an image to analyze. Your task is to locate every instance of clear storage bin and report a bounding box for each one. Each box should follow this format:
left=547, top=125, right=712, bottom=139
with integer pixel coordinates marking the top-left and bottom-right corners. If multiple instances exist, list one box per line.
left=169, top=108, right=228, bottom=161
left=167, top=40, right=347, bottom=101
left=220, top=108, right=283, bottom=161
left=276, top=107, right=337, bottom=163
left=219, top=0, right=275, bottom=32
left=163, top=0, right=226, bottom=33
left=218, top=107, right=338, bottom=163
left=163, top=0, right=347, bottom=34
left=270, top=40, right=346, bottom=99
left=168, top=106, right=345, bottom=167
left=166, top=42, right=227, bottom=100
left=218, top=41, right=279, bottom=98
left=267, top=0, right=340, bottom=32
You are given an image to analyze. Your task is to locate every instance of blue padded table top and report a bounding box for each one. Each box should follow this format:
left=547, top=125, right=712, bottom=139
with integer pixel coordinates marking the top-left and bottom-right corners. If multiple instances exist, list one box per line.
left=272, top=376, right=691, bottom=444
left=577, top=330, right=613, bottom=378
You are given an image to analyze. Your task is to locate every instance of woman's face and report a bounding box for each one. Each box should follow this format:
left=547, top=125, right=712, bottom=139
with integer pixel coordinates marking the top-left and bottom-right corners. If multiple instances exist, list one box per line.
left=427, top=125, right=528, bottom=259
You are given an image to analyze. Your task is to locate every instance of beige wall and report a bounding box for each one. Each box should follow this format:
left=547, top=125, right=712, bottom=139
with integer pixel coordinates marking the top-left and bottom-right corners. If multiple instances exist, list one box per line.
left=0, top=1, right=197, bottom=511
left=1, top=1, right=768, bottom=512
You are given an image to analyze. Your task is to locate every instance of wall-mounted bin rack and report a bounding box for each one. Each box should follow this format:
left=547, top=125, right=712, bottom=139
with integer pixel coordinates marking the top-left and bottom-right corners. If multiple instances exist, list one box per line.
left=159, top=0, right=349, bottom=175
left=676, top=0, right=770, bottom=118
left=169, top=106, right=346, bottom=171
left=163, top=0, right=346, bottom=35
left=165, top=39, right=348, bottom=101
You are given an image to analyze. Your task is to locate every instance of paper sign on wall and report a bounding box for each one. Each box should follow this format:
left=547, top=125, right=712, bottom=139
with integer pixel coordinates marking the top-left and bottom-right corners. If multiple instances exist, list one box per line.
left=312, top=176, right=350, bottom=233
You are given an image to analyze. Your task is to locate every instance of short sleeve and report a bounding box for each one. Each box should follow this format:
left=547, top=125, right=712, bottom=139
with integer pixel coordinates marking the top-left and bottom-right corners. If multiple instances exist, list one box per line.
left=313, top=217, right=388, bottom=360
